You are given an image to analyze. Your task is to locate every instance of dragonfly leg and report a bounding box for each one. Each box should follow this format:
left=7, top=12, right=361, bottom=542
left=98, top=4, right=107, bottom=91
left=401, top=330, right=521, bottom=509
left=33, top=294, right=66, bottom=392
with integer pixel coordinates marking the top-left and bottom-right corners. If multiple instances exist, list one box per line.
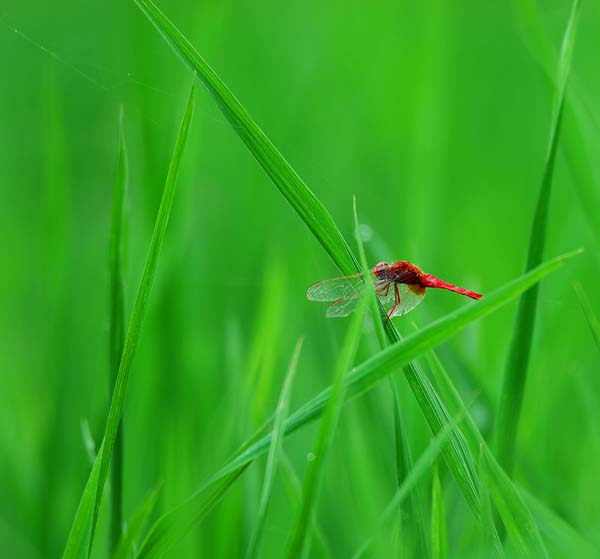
left=375, top=281, right=391, bottom=298
left=386, top=282, right=401, bottom=319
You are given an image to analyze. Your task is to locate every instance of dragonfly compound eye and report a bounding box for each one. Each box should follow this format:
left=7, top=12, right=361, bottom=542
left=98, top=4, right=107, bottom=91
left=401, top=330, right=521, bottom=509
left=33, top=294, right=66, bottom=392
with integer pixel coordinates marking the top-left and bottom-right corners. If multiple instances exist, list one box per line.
left=374, top=262, right=389, bottom=273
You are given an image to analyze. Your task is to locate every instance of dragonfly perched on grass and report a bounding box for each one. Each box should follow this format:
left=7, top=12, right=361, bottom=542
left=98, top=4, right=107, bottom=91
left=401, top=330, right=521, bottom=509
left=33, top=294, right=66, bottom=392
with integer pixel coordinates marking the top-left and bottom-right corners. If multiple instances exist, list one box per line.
left=307, top=261, right=483, bottom=319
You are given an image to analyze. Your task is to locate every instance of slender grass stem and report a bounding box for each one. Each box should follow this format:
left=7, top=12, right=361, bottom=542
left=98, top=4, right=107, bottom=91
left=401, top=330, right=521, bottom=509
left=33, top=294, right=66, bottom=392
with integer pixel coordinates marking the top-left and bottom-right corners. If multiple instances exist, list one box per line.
left=494, top=0, right=581, bottom=476
left=108, top=106, right=128, bottom=553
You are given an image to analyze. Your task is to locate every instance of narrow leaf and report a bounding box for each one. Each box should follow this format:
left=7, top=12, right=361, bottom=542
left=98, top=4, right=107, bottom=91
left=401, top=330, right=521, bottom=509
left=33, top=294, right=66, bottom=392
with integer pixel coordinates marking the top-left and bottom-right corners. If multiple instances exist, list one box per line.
left=112, top=486, right=160, bottom=559
left=286, top=295, right=368, bottom=558
left=131, top=4, right=579, bottom=553
left=61, top=83, right=196, bottom=559
left=134, top=0, right=356, bottom=276
left=62, top=444, right=104, bottom=559
left=512, top=0, right=600, bottom=247
left=245, top=339, right=304, bottom=559
left=431, top=465, right=447, bottom=559
left=353, top=197, right=429, bottom=556
left=574, top=282, right=600, bottom=351
left=215, top=252, right=576, bottom=481
left=352, top=197, right=386, bottom=347
left=279, top=452, right=331, bottom=558
left=133, top=0, right=477, bottom=526
left=352, top=409, right=466, bottom=559
left=135, top=467, right=248, bottom=559
left=494, top=0, right=581, bottom=475
left=426, top=351, right=546, bottom=557
left=477, top=444, right=504, bottom=558
left=519, top=486, right=600, bottom=558
left=135, top=250, right=576, bottom=559
left=109, top=106, right=128, bottom=552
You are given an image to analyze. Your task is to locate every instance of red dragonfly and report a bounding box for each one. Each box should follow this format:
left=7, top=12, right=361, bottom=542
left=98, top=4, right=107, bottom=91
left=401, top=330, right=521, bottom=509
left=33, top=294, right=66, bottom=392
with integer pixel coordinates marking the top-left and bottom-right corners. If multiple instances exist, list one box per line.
left=307, top=261, right=483, bottom=319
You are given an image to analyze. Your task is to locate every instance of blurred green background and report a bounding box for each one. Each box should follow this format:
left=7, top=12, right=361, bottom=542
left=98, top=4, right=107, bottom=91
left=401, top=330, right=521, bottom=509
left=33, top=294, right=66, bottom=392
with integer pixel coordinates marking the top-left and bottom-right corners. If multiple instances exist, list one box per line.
left=1, top=1, right=599, bottom=557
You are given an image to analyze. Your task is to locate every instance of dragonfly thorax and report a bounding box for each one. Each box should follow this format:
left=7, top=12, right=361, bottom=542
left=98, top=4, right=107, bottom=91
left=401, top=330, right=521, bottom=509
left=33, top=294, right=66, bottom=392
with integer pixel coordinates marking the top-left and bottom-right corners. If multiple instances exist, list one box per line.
left=373, top=261, right=423, bottom=283
left=373, top=262, right=389, bottom=275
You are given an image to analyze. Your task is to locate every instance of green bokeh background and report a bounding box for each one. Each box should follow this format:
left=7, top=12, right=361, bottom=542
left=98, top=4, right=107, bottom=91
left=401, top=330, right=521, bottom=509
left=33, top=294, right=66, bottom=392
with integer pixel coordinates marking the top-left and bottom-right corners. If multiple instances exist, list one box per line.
left=1, top=1, right=599, bottom=557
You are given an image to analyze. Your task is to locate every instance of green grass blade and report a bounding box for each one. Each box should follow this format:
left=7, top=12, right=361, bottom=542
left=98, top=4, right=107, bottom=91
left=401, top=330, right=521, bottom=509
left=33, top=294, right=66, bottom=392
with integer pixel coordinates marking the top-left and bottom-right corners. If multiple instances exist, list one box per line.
left=125, top=251, right=576, bottom=559
left=425, top=352, right=546, bottom=557
left=133, top=0, right=476, bottom=525
left=354, top=139, right=478, bottom=540
left=134, top=0, right=356, bottom=276
left=483, top=451, right=548, bottom=557
left=243, top=262, right=286, bottom=430
left=109, top=106, right=128, bottom=553
left=431, top=465, right=447, bottom=559
left=213, top=251, right=577, bottom=486
left=352, top=409, right=466, bottom=559
left=353, top=197, right=428, bottom=556
left=352, top=197, right=386, bottom=347
left=512, top=0, right=600, bottom=247
left=245, top=338, right=303, bottom=559
left=112, top=486, right=160, bottom=559
left=286, top=295, right=368, bottom=558
left=574, top=282, right=600, bottom=351
left=61, top=83, right=196, bottom=559
left=279, top=452, right=331, bottom=559
left=477, top=445, right=504, bottom=558
left=390, top=377, right=430, bottom=556
left=61, top=444, right=104, bottom=559
left=135, top=467, right=248, bottom=559
left=494, top=0, right=581, bottom=475
left=131, top=2, right=578, bottom=549
left=519, top=486, right=600, bottom=558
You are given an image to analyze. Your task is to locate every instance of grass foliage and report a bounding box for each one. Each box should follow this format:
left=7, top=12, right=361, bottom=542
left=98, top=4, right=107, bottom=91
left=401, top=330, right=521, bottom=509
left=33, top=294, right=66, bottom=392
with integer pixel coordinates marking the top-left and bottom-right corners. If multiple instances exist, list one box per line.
left=286, top=296, right=367, bottom=557
left=245, top=339, right=303, bottom=559
left=108, top=107, right=128, bottom=553
left=494, top=0, right=582, bottom=475
left=1, top=1, right=597, bottom=558
left=62, top=83, right=196, bottom=559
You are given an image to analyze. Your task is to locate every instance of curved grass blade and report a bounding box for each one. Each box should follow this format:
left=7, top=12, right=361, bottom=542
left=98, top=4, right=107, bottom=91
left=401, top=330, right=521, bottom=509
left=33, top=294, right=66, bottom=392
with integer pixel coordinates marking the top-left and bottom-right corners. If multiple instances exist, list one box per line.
left=574, top=282, right=600, bottom=352
left=61, top=444, right=104, bottom=559
left=425, top=351, right=546, bottom=557
left=61, top=83, right=196, bottom=559
left=286, top=295, right=368, bottom=558
left=134, top=0, right=356, bottom=277
left=494, top=0, right=581, bottom=475
left=353, top=197, right=429, bottom=556
left=243, top=262, right=287, bottom=430
left=477, top=445, right=504, bottom=558
left=136, top=467, right=248, bottom=559
left=279, top=452, right=331, bottom=558
left=245, top=338, right=304, bottom=559
left=217, top=254, right=579, bottom=527
left=484, top=450, right=548, bottom=557
left=109, top=106, right=128, bottom=552
left=133, top=0, right=479, bottom=527
left=351, top=409, right=466, bottom=559
left=112, top=486, right=160, bottom=559
left=431, top=465, right=447, bottom=559
left=352, top=197, right=385, bottom=347
left=131, top=2, right=579, bottom=549
left=129, top=251, right=576, bottom=558
left=519, top=486, right=600, bottom=558
left=512, top=0, right=600, bottom=247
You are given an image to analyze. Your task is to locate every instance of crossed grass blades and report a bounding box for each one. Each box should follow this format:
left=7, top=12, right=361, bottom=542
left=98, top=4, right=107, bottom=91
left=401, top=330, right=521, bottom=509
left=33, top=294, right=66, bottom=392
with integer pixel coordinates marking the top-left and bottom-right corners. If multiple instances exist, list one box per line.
left=59, top=1, right=585, bottom=557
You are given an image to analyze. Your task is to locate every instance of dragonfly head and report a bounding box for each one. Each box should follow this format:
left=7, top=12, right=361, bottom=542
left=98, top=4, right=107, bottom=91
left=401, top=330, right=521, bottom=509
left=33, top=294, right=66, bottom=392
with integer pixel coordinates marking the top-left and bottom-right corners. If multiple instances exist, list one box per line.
left=373, top=262, right=389, bottom=277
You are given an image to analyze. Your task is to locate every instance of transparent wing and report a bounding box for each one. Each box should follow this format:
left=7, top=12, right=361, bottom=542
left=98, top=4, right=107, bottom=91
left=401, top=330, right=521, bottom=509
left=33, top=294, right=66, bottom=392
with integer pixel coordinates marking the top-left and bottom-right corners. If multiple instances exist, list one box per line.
left=388, top=284, right=426, bottom=317
left=325, top=295, right=362, bottom=317
left=308, top=273, right=405, bottom=318
left=324, top=280, right=395, bottom=318
left=306, top=273, right=367, bottom=302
